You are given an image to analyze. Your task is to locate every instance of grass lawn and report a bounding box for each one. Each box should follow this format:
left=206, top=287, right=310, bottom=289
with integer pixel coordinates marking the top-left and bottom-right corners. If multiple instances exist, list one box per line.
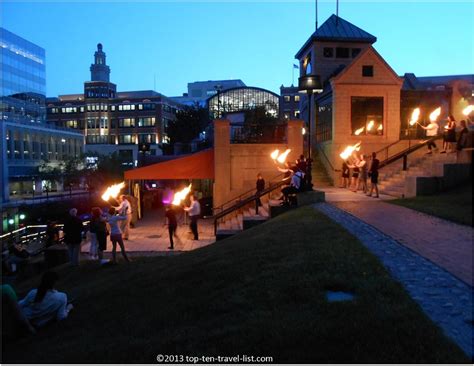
left=390, top=182, right=472, bottom=226
left=2, top=207, right=469, bottom=363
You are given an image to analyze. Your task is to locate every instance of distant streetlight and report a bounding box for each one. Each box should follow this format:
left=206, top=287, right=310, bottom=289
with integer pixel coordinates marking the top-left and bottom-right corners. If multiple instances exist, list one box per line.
left=298, top=74, right=323, bottom=190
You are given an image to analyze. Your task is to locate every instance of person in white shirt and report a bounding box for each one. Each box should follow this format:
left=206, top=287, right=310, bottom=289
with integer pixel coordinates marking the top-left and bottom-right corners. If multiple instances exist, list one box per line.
left=421, top=121, right=439, bottom=154
left=107, top=207, right=131, bottom=263
left=19, top=271, right=73, bottom=328
left=114, top=195, right=132, bottom=240
left=184, top=195, right=201, bottom=240
left=281, top=169, right=304, bottom=204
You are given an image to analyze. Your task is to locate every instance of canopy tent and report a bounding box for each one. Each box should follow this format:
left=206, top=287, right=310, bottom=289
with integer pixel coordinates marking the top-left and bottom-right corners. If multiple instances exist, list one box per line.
left=124, top=149, right=214, bottom=180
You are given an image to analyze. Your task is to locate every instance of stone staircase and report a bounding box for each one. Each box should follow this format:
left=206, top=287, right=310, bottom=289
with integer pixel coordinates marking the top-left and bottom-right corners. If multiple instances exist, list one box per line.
left=312, top=151, right=333, bottom=188
left=379, top=150, right=459, bottom=197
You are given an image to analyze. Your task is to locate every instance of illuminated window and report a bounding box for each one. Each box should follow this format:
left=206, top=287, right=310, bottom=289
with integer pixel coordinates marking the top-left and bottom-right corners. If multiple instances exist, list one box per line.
left=351, top=97, right=383, bottom=136
left=294, top=95, right=300, bottom=102
left=137, top=117, right=155, bottom=127
left=284, top=96, right=291, bottom=102
left=119, top=118, right=135, bottom=127
left=118, top=134, right=133, bottom=144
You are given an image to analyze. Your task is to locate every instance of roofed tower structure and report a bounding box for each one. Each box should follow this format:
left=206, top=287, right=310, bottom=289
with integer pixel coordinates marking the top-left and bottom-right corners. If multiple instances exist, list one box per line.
left=295, top=14, right=377, bottom=86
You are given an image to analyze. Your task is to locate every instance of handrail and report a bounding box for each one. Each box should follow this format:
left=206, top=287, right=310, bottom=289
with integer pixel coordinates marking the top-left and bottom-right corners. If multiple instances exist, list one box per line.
left=212, top=172, right=285, bottom=214
left=315, top=144, right=337, bottom=172
left=213, top=176, right=290, bottom=235
left=378, top=136, right=441, bottom=169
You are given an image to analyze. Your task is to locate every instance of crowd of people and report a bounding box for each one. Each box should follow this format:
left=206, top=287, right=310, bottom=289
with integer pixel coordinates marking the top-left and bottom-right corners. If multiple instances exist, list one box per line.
left=422, top=115, right=470, bottom=154
left=340, top=152, right=380, bottom=198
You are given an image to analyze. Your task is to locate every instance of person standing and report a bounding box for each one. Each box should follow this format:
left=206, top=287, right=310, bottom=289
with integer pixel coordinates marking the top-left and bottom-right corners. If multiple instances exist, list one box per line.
left=114, top=195, right=132, bottom=240
left=255, top=173, right=265, bottom=215
left=184, top=195, right=201, bottom=241
left=90, top=207, right=108, bottom=262
left=107, top=208, right=131, bottom=263
left=441, top=115, right=456, bottom=153
left=420, top=119, right=440, bottom=154
left=348, top=157, right=360, bottom=192
left=367, top=152, right=380, bottom=198
left=457, top=120, right=469, bottom=151
left=165, top=205, right=178, bottom=250
left=340, top=161, right=350, bottom=188
left=63, top=208, right=83, bottom=266
left=357, top=154, right=368, bottom=194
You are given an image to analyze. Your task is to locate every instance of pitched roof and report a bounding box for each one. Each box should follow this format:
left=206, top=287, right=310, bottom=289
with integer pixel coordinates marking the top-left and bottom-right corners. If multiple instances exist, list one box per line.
left=295, top=14, right=377, bottom=59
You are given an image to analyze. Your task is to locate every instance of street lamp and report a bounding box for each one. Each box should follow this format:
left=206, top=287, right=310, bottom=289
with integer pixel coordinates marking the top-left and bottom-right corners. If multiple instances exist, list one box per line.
left=298, top=74, right=323, bottom=189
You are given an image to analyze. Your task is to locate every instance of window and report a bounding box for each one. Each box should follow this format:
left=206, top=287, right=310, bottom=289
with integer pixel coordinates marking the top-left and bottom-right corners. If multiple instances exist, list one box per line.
left=303, top=54, right=312, bottom=75
left=118, top=134, right=133, bottom=144
left=138, top=134, right=154, bottom=144
left=352, top=48, right=361, bottom=58
left=137, top=117, right=155, bottom=127
left=87, top=118, right=97, bottom=129
left=80, top=106, right=85, bottom=112
left=66, top=120, right=79, bottom=128
left=362, top=65, right=374, bottom=77
left=351, top=97, right=383, bottom=136
left=284, top=96, right=291, bottom=102
left=111, top=105, right=116, bottom=111
left=119, top=118, right=135, bottom=127
left=294, top=95, right=300, bottom=102
left=323, top=47, right=334, bottom=58
left=336, top=47, right=350, bottom=58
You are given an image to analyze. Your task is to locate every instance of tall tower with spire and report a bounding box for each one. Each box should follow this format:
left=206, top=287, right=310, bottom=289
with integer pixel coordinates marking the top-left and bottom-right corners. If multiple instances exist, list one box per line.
left=90, top=43, right=110, bottom=82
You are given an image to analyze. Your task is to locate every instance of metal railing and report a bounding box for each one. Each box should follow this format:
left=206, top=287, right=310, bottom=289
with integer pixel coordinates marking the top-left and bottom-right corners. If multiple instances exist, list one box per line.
left=212, top=175, right=290, bottom=235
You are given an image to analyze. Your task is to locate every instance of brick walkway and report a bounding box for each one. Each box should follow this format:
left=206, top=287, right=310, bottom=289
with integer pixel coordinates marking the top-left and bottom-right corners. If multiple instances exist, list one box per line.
left=331, top=200, right=473, bottom=286
left=314, top=203, right=473, bottom=358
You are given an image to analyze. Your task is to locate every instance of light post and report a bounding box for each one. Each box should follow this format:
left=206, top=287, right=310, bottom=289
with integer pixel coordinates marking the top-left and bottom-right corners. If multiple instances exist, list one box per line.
left=298, top=74, right=323, bottom=189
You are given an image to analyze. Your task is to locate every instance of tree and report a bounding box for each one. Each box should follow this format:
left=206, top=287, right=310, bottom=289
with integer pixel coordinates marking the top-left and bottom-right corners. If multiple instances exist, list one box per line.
left=167, top=103, right=210, bottom=144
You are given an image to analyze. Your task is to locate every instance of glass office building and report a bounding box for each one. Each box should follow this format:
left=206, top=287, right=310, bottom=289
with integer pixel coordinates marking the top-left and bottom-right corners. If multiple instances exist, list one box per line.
left=0, top=28, right=83, bottom=209
left=0, top=27, right=46, bottom=125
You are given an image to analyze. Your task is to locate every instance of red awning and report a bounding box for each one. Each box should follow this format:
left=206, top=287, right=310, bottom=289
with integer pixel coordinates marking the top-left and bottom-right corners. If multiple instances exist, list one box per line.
left=124, top=149, right=214, bottom=180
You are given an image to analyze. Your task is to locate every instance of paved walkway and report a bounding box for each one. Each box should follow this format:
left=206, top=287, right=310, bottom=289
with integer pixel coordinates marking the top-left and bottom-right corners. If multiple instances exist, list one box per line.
left=331, top=200, right=473, bottom=286
left=81, top=208, right=215, bottom=255
left=314, top=202, right=473, bottom=358
left=320, top=186, right=395, bottom=202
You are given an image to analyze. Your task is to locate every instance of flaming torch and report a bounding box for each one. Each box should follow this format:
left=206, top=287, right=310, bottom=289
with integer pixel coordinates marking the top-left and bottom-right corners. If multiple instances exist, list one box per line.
left=377, top=124, right=383, bottom=132
left=430, top=107, right=441, bottom=124
left=409, top=108, right=421, bottom=126
left=339, top=142, right=362, bottom=162
left=270, top=149, right=280, bottom=161
left=172, top=184, right=192, bottom=206
left=354, top=127, right=365, bottom=136
left=462, top=105, right=473, bottom=117
left=367, top=120, right=375, bottom=131
left=101, top=182, right=125, bottom=206
left=277, top=149, right=291, bottom=164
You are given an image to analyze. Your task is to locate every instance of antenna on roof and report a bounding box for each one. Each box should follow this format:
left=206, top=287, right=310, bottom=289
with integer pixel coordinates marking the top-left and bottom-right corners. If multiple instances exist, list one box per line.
left=315, top=0, right=318, bottom=30
left=336, top=0, right=339, bottom=25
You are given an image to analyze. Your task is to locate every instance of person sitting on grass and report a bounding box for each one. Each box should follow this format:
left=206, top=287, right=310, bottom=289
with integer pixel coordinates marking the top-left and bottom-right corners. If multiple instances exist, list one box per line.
left=18, top=271, right=73, bottom=328
left=1, top=284, right=36, bottom=340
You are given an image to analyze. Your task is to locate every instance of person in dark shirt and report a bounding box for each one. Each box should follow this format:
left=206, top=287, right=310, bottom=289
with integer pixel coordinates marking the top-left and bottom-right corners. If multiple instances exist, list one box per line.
left=255, top=173, right=265, bottom=215
left=63, top=208, right=83, bottom=266
left=457, top=120, right=469, bottom=151
left=367, top=152, right=380, bottom=198
left=165, top=205, right=178, bottom=250
left=90, top=207, right=108, bottom=261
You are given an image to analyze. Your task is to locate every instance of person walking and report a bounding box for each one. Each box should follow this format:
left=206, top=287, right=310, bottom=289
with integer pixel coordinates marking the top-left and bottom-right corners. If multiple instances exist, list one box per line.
left=165, top=205, right=178, bottom=250
left=114, top=195, right=132, bottom=240
left=107, top=208, right=131, bottom=263
left=184, top=195, right=201, bottom=241
left=63, top=208, right=83, bottom=266
left=255, top=173, right=265, bottom=215
left=420, top=119, right=439, bottom=154
left=367, top=152, right=380, bottom=198
left=90, top=207, right=108, bottom=262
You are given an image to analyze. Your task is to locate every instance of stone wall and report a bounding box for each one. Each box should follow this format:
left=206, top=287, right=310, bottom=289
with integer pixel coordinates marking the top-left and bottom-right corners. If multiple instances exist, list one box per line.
left=213, top=119, right=304, bottom=208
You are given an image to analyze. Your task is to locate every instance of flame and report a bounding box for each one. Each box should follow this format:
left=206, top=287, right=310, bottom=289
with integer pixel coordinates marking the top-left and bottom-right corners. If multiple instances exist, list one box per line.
left=277, top=149, right=291, bottom=164
left=172, top=184, right=192, bottom=206
left=354, top=127, right=365, bottom=136
left=377, top=124, right=383, bottom=131
left=270, top=149, right=280, bottom=160
left=339, top=142, right=362, bottom=161
left=302, top=127, right=306, bottom=135
left=367, top=120, right=375, bottom=131
left=101, top=182, right=125, bottom=201
left=429, top=107, right=441, bottom=122
left=409, top=107, right=421, bottom=126
left=462, top=105, right=474, bottom=116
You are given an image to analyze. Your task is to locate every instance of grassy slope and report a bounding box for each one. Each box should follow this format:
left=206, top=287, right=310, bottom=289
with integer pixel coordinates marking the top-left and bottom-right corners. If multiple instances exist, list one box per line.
left=2, top=207, right=469, bottom=363
left=390, top=183, right=472, bottom=226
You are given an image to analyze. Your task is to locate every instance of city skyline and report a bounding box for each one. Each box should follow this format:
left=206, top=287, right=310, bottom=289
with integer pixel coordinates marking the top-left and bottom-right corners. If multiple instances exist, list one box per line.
left=2, top=1, right=473, bottom=97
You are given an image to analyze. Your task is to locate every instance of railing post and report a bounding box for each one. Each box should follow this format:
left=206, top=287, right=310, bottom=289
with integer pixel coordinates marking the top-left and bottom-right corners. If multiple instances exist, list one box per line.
left=403, top=154, right=408, bottom=170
